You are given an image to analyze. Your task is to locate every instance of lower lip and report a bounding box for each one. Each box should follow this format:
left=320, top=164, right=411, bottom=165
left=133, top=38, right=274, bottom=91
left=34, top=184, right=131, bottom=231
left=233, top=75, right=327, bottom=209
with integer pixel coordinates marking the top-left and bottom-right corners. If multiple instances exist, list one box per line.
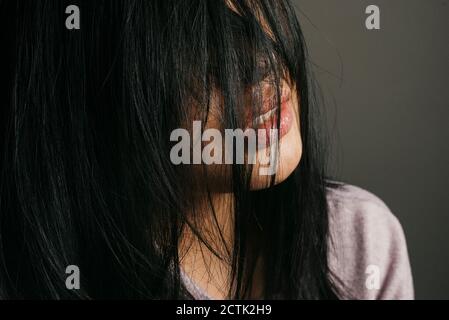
left=255, top=99, right=294, bottom=144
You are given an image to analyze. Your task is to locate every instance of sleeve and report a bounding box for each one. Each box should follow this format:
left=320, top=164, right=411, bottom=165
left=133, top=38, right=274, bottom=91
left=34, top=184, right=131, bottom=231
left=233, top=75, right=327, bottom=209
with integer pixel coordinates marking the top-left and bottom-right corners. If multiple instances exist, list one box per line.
left=327, top=184, right=414, bottom=300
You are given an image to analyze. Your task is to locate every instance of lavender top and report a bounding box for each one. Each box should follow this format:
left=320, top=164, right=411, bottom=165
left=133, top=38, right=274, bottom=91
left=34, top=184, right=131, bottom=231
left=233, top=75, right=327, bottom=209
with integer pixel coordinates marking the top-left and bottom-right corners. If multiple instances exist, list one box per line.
left=182, top=183, right=414, bottom=300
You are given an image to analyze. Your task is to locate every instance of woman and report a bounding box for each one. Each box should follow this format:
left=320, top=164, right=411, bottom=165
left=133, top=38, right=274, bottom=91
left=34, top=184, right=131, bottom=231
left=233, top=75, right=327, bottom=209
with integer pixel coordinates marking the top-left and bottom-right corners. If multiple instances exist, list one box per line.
left=0, top=0, right=413, bottom=299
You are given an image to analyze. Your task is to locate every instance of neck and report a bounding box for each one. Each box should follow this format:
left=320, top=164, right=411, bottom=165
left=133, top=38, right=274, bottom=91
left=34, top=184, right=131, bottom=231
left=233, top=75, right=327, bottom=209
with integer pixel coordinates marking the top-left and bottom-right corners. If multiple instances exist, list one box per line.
left=178, top=191, right=235, bottom=298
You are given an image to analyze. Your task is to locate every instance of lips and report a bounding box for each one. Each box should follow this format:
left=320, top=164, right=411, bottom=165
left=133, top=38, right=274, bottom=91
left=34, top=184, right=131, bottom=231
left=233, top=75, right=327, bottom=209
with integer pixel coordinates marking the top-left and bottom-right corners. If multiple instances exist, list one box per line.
left=246, top=84, right=294, bottom=143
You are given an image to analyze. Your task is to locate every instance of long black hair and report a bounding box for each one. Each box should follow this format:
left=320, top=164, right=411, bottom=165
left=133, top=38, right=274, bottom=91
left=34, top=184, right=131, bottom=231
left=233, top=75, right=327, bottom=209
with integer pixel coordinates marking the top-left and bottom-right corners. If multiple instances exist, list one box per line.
left=0, top=0, right=340, bottom=299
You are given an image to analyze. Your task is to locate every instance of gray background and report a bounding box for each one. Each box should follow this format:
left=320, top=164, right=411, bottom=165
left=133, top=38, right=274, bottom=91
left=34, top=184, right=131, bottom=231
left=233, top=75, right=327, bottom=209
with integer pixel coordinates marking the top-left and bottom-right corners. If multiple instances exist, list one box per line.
left=292, top=0, right=449, bottom=299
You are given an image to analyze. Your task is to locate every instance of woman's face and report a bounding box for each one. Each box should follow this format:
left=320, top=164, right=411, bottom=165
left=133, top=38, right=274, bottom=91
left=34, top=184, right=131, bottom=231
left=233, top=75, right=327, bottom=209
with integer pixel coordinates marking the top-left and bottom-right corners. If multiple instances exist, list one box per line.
left=187, top=2, right=302, bottom=192
left=246, top=78, right=302, bottom=190
left=195, top=78, right=302, bottom=191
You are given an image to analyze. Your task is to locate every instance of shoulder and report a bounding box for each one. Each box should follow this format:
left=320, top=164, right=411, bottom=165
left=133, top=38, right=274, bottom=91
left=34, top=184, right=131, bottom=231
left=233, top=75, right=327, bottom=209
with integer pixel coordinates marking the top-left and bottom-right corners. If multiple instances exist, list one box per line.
left=326, top=182, right=414, bottom=300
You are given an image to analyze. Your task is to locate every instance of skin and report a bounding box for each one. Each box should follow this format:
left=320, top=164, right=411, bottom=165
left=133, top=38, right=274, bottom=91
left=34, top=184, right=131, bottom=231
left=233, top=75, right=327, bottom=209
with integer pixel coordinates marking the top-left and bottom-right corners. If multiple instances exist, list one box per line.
left=249, top=80, right=302, bottom=190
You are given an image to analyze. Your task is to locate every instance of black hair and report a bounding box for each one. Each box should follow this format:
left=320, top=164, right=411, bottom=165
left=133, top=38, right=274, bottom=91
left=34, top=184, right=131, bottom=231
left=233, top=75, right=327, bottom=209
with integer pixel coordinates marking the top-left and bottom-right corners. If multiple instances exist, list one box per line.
left=0, top=0, right=340, bottom=299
